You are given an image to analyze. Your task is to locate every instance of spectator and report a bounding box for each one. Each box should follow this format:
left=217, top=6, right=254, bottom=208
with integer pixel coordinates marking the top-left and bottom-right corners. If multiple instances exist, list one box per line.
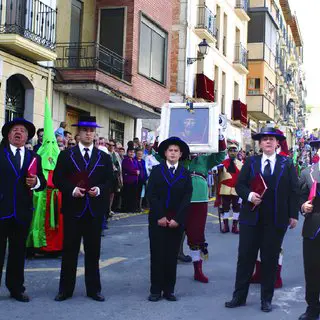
left=75, top=134, right=80, bottom=144
left=98, top=137, right=109, bottom=154
left=67, top=139, right=76, bottom=149
left=57, top=142, right=65, bottom=151
left=55, top=121, right=67, bottom=137
left=133, top=137, right=141, bottom=148
left=118, top=147, right=125, bottom=161
left=33, top=128, right=44, bottom=152
left=135, top=148, right=148, bottom=212
left=25, top=142, right=33, bottom=151
left=99, top=137, right=107, bottom=147
left=122, top=146, right=139, bottom=212
left=56, top=135, right=64, bottom=145
left=64, top=130, right=72, bottom=144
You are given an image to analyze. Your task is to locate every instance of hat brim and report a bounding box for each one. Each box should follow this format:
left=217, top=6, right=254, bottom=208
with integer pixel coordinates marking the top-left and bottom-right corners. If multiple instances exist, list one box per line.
left=252, top=133, right=286, bottom=141
left=158, top=137, right=190, bottom=161
left=2, top=119, right=36, bottom=140
left=72, top=122, right=102, bottom=128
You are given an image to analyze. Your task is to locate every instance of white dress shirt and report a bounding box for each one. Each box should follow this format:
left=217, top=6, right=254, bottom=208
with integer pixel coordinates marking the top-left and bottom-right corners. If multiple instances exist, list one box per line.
left=166, top=161, right=179, bottom=174
left=248, top=152, right=277, bottom=203
left=10, top=144, right=40, bottom=189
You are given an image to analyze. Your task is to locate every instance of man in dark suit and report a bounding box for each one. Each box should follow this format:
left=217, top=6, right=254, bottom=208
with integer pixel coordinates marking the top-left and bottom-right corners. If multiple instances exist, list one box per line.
left=225, top=127, right=299, bottom=312
left=53, top=116, right=113, bottom=302
left=0, top=118, right=46, bottom=302
left=147, top=137, right=192, bottom=302
left=299, top=139, right=320, bottom=320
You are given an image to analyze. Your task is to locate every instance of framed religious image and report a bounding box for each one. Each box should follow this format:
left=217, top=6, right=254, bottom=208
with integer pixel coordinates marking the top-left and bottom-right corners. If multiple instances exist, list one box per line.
left=159, top=103, right=219, bottom=153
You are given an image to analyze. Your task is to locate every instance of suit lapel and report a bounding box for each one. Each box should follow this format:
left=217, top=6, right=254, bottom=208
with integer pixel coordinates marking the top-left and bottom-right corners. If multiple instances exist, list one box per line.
left=71, top=146, right=85, bottom=172
left=273, top=154, right=287, bottom=189
left=87, top=147, right=100, bottom=176
left=21, top=149, right=31, bottom=175
left=253, top=155, right=262, bottom=175
left=4, top=147, right=19, bottom=176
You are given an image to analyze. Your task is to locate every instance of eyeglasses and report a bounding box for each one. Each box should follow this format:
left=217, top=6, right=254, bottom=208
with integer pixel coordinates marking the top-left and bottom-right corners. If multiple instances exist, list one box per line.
left=68, top=143, right=76, bottom=146
left=108, top=144, right=115, bottom=147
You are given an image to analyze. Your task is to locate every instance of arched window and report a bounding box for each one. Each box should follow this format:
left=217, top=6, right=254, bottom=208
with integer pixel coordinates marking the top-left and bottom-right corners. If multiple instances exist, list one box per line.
left=5, top=75, right=25, bottom=122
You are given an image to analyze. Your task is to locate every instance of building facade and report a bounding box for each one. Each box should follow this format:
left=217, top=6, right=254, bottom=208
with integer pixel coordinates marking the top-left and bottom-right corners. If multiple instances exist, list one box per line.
left=54, top=0, right=173, bottom=146
left=171, top=0, right=250, bottom=147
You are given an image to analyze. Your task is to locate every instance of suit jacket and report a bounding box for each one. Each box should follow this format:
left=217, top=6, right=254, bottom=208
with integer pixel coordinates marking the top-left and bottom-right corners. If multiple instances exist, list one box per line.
left=122, top=156, right=139, bottom=185
left=235, top=154, right=299, bottom=227
left=299, top=164, right=320, bottom=239
left=0, top=145, right=46, bottom=224
left=147, top=163, right=192, bottom=226
left=53, top=145, right=113, bottom=218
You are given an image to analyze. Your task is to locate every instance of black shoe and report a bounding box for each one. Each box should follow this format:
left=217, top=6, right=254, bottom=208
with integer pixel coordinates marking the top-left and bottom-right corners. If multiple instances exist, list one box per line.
left=225, top=297, right=246, bottom=308
left=163, top=293, right=177, bottom=301
left=54, top=292, right=72, bottom=301
left=148, top=293, right=162, bottom=302
left=261, top=301, right=272, bottom=312
left=299, top=309, right=320, bottom=320
left=177, top=254, right=192, bottom=263
left=10, top=292, right=30, bottom=302
left=87, top=293, right=105, bottom=302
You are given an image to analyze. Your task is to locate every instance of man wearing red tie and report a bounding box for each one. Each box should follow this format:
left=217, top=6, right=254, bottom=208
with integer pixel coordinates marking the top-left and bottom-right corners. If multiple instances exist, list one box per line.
left=225, top=127, right=299, bottom=313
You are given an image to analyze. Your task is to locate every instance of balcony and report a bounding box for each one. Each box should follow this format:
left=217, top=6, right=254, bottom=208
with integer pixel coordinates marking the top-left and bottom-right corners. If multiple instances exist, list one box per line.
left=247, top=95, right=275, bottom=121
left=235, top=0, right=250, bottom=21
left=55, top=42, right=131, bottom=82
left=195, top=73, right=214, bottom=102
left=194, top=5, right=217, bottom=43
left=233, top=43, right=249, bottom=74
left=232, top=100, right=248, bottom=127
left=0, top=0, right=56, bottom=61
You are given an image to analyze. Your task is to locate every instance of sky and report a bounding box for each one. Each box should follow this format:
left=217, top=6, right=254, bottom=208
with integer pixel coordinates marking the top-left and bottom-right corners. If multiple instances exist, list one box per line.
left=290, top=0, right=320, bottom=107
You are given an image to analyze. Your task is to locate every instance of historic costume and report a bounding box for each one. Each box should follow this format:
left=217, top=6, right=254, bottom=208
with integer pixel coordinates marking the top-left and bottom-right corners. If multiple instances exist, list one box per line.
left=183, top=139, right=226, bottom=283
left=53, top=116, right=113, bottom=301
left=225, top=127, right=299, bottom=313
left=299, top=139, right=320, bottom=320
left=27, top=99, right=63, bottom=253
left=251, top=129, right=288, bottom=288
left=216, top=144, right=243, bottom=233
left=0, top=118, right=46, bottom=302
left=147, top=137, right=192, bottom=302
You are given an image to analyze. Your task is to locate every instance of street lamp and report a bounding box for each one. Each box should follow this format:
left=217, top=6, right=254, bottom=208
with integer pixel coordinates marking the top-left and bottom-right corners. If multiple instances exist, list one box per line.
left=187, top=39, right=210, bottom=65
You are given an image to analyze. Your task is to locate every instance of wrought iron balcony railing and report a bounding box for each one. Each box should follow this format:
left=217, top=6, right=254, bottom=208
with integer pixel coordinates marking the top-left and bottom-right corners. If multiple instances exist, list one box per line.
left=196, top=5, right=217, bottom=38
left=234, top=43, right=248, bottom=68
left=55, top=42, right=131, bottom=82
left=235, top=0, right=248, bottom=11
left=0, top=0, right=56, bottom=50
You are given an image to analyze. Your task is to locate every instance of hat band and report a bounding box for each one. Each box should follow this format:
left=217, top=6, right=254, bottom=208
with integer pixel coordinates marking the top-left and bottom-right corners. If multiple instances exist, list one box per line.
left=76, top=121, right=99, bottom=127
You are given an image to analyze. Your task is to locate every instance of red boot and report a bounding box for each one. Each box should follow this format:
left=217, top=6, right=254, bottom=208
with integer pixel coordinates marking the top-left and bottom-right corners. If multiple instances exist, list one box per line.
left=231, top=220, right=239, bottom=234
left=250, top=260, right=261, bottom=284
left=222, top=219, right=230, bottom=233
left=275, top=264, right=283, bottom=289
left=193, top=260, right=209, bottom=283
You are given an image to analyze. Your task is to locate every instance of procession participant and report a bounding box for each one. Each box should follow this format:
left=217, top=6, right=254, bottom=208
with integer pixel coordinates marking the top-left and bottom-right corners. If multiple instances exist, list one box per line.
left=215, top=144, right=243, bottom=234
left=251, top=128, right=289, bottom=288
left=299, top=139, right=320, bottom=320
left=147, top=137, right=192, bottom=302
left=183, top=136, right=226, bottom=282
left=27, top=99, right=63, bottom=254
left=225, top=127, right=299, bottom=313
left=0, top=118, right=46, bottom=302
left=53, top=116, right=113, bottom=302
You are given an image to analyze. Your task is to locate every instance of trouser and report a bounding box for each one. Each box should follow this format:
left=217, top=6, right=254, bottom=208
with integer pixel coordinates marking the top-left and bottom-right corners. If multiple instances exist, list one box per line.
left=185, top=202, right=208, bottom=249
left=123, top=183, right=138, bottom=212
left=221, top=195, right=240, bottom=220
left=233, top=223, right=286, bottom=302
left=58, top=212, right=103, bottom=296
left=149, top=224, right=183, bottom=294
left=303, top=236, right=320, bottom=314
left=0, top=218, right=29, bottom=295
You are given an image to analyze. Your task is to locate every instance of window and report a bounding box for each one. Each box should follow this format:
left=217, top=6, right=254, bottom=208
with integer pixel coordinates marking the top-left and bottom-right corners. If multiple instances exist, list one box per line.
left=247, top=78, right=260, bottom=95
left=264, top=77, right=275, bottom=102
left=109, top=119, right=125, bottom=145
left=139, top=15, right=168, bottom=84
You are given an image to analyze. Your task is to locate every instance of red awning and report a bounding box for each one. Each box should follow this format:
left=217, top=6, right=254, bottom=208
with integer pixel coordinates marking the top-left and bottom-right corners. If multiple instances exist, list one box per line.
left=196, top=73, right=214, bottom=102
left=232, top=100, right=248, bottom=126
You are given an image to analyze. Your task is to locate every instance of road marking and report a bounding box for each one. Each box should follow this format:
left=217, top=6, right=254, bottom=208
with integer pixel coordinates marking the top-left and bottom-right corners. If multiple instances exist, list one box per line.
left=23, top=257, right=127, bottom=276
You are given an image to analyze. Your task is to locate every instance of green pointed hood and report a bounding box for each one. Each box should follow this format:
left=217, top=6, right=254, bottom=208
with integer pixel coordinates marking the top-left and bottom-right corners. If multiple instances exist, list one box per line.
left=37, top=98, right=60, bottom=173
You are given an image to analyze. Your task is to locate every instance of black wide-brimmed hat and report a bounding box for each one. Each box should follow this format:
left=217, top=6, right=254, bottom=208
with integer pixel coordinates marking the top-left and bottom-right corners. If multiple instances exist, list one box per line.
left=158, top=137, right=190, bottom=161
left=72, top=115, right=102, bottom=128
left=310, top=139, right=320, bottom=149
left=2, top=118, right=36, bottom=140
left=252, top=126, right=286, bottom=141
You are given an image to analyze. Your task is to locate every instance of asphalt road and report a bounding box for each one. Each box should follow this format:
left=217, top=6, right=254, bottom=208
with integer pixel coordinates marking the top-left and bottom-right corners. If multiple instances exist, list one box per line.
left=0, top=205, right=307, bottom=320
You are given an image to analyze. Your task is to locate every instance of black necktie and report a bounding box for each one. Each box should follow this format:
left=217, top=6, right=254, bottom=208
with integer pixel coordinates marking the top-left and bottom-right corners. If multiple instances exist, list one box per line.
left=263, top=159, right=271, bottom=177
left=84, top=148, right=90, bottom=164
left=15, top=148, right=21, bottom=171
left=169, top=166, right=175, bottom=175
